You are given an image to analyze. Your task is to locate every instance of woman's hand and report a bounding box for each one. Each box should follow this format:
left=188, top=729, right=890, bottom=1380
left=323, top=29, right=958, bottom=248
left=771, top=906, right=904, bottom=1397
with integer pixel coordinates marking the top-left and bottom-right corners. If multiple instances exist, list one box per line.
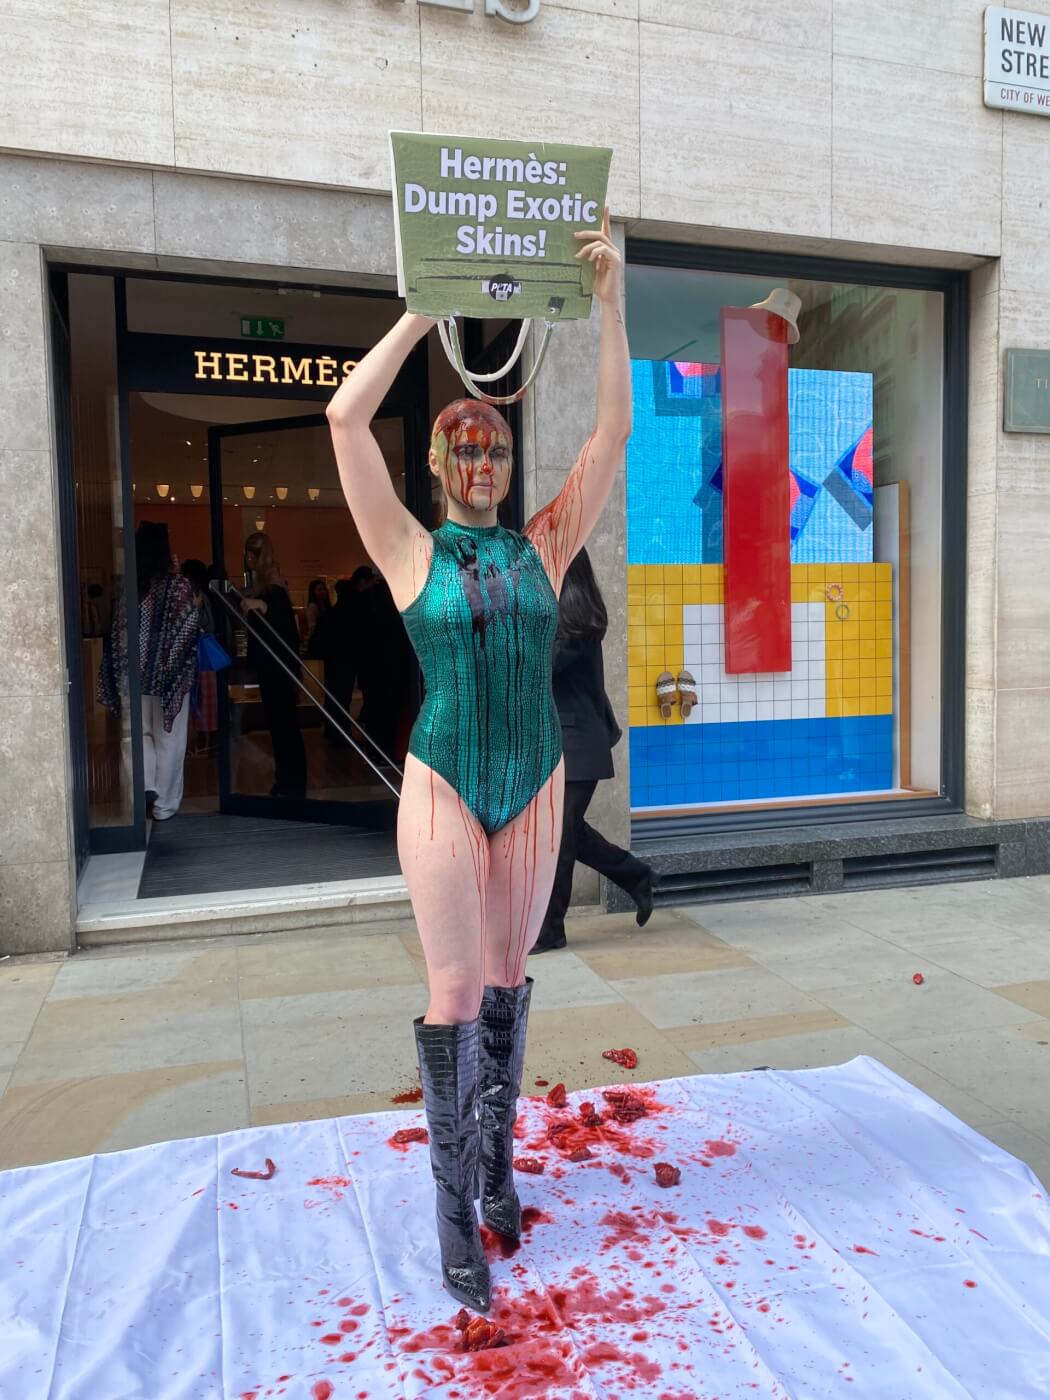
left=240, top=597, right=267, bottom=616
left=574, top=207, right=622, bottom=310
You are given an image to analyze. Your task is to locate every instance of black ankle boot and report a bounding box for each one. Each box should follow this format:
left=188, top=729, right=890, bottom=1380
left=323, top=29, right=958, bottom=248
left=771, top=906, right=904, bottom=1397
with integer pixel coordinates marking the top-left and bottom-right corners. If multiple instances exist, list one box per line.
left=609, top=855, right=655, bottom=928
left=477, top=980, right=532, bottom=1239
left=414, top=1018, right=491, bottom=1313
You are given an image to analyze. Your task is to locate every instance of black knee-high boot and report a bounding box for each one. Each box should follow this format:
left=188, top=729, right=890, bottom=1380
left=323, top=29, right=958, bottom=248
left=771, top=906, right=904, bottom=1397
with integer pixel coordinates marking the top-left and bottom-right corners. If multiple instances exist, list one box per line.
left=413, top=1018, right=491, bottom=1313
left=477, top=980, right=532, bottom=1239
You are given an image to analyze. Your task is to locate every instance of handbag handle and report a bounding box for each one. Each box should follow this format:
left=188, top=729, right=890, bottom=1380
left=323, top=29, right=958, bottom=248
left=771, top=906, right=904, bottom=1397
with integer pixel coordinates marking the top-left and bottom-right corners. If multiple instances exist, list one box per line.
left=438, top=316, right=557, bottom=407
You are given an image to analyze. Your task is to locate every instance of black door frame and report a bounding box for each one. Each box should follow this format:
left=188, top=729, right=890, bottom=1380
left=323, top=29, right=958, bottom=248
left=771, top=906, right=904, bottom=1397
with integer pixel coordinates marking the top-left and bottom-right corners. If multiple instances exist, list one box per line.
left=52, top=263, right=433, bottom=854
left=48, top=274, right=91, bottom=872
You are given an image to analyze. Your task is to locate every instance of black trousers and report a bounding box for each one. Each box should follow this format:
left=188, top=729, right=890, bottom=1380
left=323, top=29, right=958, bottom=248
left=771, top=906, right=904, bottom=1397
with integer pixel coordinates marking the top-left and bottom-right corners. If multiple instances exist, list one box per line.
left=539, top=780, right=649, bottom=941
left=259, top=670, right=307, bottom=797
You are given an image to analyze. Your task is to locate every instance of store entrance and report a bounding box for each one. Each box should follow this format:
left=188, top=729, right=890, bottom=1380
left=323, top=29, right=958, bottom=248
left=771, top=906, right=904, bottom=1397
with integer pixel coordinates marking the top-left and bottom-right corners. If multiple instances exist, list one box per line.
left=58, top=267, right=521, bottom=911
left=207, top=409, right=408, bottom=827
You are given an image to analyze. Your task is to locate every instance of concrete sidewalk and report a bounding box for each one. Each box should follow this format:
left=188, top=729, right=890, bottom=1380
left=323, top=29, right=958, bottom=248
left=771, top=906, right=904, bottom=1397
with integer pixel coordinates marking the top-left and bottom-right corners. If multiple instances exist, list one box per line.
left=1, top=878, right=1048, bottom=1187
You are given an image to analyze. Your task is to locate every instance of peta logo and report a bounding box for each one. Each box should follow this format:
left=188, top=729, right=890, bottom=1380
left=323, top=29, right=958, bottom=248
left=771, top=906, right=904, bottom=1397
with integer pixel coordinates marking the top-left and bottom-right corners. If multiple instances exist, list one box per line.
left=414, top=0, right=539, bottom=22
left=484, top=275, right=522, bottom=302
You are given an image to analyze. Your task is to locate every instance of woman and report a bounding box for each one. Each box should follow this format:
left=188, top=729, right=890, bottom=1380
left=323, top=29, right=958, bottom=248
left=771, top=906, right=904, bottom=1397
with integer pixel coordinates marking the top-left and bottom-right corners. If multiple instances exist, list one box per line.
left=303, top=577, right=331, bottom=653
left=532, top=549, right=654, bottom=954
left=326, top=211, right=628, bottom=1313
left=98, top=521, right=199, bottom=821
left=239, top=531, right=307, bottom=799
left=181, top=557, right=219, bottom=753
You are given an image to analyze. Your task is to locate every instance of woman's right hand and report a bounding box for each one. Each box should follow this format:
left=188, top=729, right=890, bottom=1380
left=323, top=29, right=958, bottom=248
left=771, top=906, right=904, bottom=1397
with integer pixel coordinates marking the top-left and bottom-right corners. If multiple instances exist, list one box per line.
left=240, top=597, right=267, bottom=617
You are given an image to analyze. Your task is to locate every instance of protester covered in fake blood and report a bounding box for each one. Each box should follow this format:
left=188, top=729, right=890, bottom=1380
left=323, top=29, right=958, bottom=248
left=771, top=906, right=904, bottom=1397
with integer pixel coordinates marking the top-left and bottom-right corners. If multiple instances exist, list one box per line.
left=326, top=210, right=629, bottom=1314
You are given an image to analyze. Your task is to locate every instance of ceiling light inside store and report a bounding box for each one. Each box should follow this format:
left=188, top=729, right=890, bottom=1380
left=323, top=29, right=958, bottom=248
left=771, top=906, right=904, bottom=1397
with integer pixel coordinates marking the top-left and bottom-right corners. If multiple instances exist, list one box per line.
left=308, top=487, right=320, bottom=502
left=156, top=484, right=170, bottom=498
left=242, top=485, right=256, bottom=501
left=183, top=439, right=192, bottom=447
left=276, top=486, right=288, bottom=501
left=254, top=517, right=265, bottom=532
left=190, top=484, right=204, bottom=499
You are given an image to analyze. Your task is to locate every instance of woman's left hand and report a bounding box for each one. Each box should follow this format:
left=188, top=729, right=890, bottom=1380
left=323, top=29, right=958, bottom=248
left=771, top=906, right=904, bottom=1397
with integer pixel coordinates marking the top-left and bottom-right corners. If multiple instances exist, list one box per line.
left=574, top=207, right=622, bottom=310
left=240, top=597, right=267, bottom=616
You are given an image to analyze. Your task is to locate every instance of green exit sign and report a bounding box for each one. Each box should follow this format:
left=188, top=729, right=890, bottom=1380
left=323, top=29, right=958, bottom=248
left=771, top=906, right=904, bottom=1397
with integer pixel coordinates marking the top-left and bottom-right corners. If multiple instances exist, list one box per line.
left=240, top=317, right=285, bottom=340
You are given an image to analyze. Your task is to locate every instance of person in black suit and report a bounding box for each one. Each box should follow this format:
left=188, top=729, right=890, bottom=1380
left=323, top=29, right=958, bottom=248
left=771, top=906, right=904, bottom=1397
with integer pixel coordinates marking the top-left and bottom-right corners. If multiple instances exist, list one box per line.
left=531, top=548, right=654, bottom=954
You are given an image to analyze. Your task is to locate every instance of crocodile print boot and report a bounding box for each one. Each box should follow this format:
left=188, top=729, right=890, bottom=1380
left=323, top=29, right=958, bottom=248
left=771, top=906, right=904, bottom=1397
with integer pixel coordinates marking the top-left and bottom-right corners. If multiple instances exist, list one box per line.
left=413, top=1017, right=491, bottom=1313
left=477, top=979, right=533, bottom=1239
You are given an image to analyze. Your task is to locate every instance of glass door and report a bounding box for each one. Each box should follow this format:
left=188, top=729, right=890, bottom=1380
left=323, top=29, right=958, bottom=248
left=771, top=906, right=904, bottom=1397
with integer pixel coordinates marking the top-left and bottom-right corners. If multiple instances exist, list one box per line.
left=208, top=411, right=411, bottom=829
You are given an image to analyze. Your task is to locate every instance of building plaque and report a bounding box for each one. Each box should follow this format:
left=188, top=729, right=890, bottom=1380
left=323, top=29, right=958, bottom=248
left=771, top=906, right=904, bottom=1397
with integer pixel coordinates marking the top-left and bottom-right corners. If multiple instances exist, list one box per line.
left=1005, top=349, right=1050, bottom=432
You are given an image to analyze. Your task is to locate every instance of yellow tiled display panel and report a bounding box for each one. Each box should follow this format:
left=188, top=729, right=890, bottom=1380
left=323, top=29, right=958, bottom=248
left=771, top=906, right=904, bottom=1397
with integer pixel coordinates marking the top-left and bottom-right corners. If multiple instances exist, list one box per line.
left=627, top=563, right=892, bottom=727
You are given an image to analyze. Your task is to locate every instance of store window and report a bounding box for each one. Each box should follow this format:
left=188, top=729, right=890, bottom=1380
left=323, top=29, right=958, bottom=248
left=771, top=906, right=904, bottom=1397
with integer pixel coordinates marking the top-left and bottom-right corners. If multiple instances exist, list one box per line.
left=624, top=255, right=955, bottom=823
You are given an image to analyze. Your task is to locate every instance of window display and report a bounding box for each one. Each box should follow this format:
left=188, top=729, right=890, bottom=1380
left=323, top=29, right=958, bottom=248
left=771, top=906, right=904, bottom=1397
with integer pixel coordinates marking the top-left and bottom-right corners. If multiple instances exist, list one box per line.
left=625, top=262, right=943, bottom=817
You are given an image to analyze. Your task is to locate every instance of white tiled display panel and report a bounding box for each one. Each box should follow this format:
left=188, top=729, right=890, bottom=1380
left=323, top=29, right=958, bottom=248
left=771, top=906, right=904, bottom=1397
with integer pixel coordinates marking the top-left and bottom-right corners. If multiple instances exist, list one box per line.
left=681, top=603, right=827, bottom=724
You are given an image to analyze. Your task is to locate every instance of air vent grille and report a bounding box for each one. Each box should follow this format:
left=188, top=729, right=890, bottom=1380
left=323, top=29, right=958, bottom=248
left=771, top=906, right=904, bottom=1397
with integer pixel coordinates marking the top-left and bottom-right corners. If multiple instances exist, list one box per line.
left=654, top=862, right=811, bottom=906
left=843, top=846, right=997, bottom=889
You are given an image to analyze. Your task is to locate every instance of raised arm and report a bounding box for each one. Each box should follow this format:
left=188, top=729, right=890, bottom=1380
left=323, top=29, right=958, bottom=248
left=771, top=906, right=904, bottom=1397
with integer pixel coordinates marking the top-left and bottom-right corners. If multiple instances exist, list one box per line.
left=327, top=312, right=434, bottom=605
left=525, top=210, right=631, bottom=591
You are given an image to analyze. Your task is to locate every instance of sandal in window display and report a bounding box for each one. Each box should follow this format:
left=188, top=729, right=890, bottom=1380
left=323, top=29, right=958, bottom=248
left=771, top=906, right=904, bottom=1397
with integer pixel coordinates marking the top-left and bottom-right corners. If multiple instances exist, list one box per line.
left=677, top=669, right=698, bottom=719
left=655, top=671, right=678, bottom=720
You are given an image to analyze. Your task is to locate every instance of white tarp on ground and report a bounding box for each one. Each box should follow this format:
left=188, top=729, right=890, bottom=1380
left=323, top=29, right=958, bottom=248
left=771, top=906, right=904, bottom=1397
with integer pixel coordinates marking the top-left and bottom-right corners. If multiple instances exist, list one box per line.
left=2, top=1057, right=1049, bottom=1400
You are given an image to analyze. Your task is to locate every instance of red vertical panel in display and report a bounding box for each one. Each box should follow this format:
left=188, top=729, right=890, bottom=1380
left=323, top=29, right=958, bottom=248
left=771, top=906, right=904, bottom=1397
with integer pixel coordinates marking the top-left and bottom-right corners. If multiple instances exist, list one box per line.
left=720, top=307, right=792, bottom=675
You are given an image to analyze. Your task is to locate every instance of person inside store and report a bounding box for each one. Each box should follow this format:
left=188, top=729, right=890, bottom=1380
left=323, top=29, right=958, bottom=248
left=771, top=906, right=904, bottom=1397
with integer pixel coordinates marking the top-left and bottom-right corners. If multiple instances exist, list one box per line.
left=531, top=547, right=654, bottom=954
left=239, top=531, right=308, bottom=799
left=357, top=570, right=412, bottom=769
left=81, top=582, right=107, bottom=638
left=181, top=558, right=220, bottom=755
left=302, top=576, right=332, bottom=653
left=97, top=520, right=199, bottom=821
left=326, top=210, right=629, bottom=1313
left=313, top=567, right=374, bottom=745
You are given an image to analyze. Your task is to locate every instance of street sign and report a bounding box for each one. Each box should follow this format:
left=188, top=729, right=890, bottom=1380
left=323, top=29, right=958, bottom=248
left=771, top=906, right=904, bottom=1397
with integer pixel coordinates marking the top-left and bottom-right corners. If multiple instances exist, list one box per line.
left=985, top=6, right=1050, bottom=114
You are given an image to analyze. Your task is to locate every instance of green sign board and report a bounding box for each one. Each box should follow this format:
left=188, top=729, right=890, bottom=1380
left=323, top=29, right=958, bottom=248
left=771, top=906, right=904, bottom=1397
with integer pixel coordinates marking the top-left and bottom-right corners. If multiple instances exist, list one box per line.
left=390, top=132, right=612, bottom=321
left=1005, top=348, right=1050, bottom=432
left=240, top=317, right=285, bottom=341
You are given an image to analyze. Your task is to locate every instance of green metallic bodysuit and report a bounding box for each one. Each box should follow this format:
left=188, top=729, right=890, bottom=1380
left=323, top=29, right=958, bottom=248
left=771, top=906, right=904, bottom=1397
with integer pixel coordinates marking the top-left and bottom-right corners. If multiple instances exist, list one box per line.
left=401, top=520, right=562, bottom=836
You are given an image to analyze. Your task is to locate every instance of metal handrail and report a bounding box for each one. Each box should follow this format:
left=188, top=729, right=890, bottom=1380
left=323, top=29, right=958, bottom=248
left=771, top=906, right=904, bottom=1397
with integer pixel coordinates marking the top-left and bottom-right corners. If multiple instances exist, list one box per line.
left=209, top=580, right=403, bottom=799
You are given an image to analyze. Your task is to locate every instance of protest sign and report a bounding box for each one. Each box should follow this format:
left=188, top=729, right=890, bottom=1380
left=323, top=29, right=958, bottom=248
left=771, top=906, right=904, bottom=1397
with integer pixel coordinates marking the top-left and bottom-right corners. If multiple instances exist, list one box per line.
left=390, top=132, right=612, bottom=321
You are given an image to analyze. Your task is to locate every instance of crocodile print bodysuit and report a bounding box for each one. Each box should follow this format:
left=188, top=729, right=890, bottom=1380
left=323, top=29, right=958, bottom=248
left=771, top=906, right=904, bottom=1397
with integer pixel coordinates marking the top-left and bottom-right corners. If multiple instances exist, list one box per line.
left=400, top=519, right=562, bottom=836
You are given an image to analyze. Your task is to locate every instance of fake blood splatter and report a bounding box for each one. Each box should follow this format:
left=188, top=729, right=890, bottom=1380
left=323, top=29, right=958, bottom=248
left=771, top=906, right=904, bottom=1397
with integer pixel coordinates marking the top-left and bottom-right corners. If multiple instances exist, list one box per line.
left=388, top=1127, right=428, bottom=1151
left=390, top=1266, right=669, bottom=1398
left=231, top=1158, right=276, bottom=1181
left=390, top=1086, right=423, bottom=1104
left=602, top=1048, right=639, bottom=1070
left=545, top=1082, right=567, bottom=1108
left=481, top=1207, right=551, bottom=1261
left=522, top=1085, right=670, bottom=1169
left=311, top=1384, right=334, bottom=1400
left=513, top=1156, right=545, bottom=1175
left=654, top=1163, right=681, bottom=1188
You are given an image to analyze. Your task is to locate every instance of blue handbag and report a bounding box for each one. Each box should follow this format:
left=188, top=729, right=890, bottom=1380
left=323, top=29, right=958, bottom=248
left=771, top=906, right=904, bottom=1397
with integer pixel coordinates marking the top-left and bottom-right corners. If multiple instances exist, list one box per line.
left=197, top=631, right=231, bottom=672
